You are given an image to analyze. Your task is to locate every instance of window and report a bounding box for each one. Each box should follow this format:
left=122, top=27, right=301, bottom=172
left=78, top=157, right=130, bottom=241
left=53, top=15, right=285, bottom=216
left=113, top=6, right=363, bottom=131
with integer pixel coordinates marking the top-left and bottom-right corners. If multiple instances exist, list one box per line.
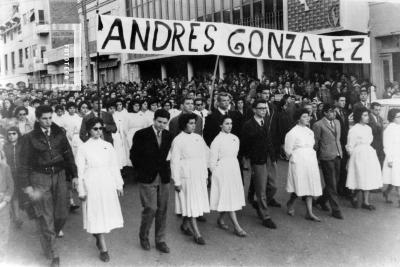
left=30, top=9, right=35, bottom=22
left=32, top=45, right=37, bottom=57
left=23, top=13, right=27, bottom=24
left=38, top=10, right=45, bottom=24
left=11, top=52, right=15, bottom=69
left=19, top=49, right=23, bottom=67
left=4, top=54, right=8, bottom=72
left=25, top=47, right=29, bottom=59
left=3, top=34, right=6, bottom=44
left=41, top=46, right=46, bottom=59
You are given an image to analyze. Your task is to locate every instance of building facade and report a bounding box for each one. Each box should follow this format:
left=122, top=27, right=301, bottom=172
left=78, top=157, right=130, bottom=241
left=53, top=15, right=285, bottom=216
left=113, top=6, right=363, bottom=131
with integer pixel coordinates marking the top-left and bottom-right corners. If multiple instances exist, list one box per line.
left=369, top=1, right=400, bottom=97
left=0, top=0, right=79, bottom=90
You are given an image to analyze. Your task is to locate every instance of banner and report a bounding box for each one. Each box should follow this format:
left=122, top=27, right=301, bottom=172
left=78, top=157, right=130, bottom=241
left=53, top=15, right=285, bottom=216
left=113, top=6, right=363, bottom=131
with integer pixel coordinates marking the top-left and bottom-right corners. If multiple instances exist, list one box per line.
left=97, top=15, right=371, bottom=64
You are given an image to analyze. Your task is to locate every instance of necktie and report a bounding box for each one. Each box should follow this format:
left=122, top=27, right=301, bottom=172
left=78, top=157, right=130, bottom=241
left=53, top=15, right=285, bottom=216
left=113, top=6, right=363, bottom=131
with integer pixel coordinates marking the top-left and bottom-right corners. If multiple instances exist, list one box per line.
left=44, top=129, right=49, bottom=137
left=156, top=131, right=162, bottom=147
left=260, top=119, right=264, bottom=126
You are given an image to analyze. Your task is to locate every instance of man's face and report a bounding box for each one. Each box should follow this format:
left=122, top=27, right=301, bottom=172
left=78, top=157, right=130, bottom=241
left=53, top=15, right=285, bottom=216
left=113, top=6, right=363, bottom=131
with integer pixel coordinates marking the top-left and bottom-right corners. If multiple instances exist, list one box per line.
left=218, top=96, right=230, bottom=110
left=360, top=92, right=368, bottom=102
left=304, top=104, right=312, bottom=115
left=153, top=117, right=169, bottom=131
left=38, top=112, right=53, bottom=129
left=324, top=109, right=336, bottom=121
left=183, top=99, right=194, bottom=113
left=93, top=101, right=102, bottom=111
left=372, top=105, right=381, bottom=117
left=195, top=101, right=203, bottom=111
left=253, top=103, right=267, bottom=118
left=337, top=97, right=346, bottom=108
left=261, top=90, right=270, bottom=100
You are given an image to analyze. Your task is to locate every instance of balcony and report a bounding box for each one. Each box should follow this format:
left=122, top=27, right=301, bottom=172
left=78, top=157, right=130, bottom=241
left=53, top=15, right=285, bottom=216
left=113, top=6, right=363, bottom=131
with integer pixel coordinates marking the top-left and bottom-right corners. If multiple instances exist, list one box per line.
left=233, top=11, right=283, bottom=30
left=35, top=22, right=50, bottom=36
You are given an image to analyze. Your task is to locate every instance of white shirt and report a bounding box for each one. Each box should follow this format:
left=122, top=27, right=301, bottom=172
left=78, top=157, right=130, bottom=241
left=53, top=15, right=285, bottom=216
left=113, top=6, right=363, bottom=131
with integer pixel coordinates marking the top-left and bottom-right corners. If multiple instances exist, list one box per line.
left=254, top=116, right=264, bottom=127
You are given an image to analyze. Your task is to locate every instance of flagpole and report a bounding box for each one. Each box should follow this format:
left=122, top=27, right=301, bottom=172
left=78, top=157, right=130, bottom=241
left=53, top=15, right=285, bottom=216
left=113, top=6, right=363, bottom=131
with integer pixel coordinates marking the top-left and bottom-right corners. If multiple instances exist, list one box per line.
left=209, top=55, right=220, bottom=112
left=96, top=0, right=101, bottom=117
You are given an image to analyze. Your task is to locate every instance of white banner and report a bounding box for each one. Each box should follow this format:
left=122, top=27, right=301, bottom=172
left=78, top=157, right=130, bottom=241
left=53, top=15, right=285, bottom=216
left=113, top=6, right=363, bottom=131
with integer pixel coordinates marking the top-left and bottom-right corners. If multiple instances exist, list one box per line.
left=97, top=15, right=371, bottom=64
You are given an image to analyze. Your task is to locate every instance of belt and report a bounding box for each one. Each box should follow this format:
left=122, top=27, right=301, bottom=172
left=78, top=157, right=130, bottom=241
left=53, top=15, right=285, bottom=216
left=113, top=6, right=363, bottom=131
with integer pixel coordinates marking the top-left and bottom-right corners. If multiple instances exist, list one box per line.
left=33, top=166, right=64, bottom=174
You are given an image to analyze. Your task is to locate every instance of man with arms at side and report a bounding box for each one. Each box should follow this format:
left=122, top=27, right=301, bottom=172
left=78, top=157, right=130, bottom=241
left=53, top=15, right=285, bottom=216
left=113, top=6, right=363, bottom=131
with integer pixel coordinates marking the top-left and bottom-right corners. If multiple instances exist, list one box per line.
left=20, top=105, right=78, bottom=267
left=130, top=109, right=173, bottom=253
left=313, top=104, right=344, bottom=220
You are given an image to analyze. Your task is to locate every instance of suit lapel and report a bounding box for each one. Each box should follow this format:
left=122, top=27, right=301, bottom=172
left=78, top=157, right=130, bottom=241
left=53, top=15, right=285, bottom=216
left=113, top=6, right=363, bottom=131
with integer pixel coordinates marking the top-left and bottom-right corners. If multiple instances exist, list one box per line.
left=323, top=118, right=336, bottom=136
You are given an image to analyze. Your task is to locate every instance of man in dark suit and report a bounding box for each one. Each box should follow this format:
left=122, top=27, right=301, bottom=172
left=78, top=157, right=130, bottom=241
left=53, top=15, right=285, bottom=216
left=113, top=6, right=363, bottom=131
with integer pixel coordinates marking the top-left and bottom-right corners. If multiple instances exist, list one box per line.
left=130, top=109, right=173, bottom=253
left=313, top=103, right=344, bottom=220
left=204, top=92, right=240, bottom=146
left=334, top=94, right=351, bottom=197
left=369, top=102, right=385, bottom=167
left=168, top=97, right=202, bottom=138
left=241, top=99, right=278, bottom=229
left=79, top=97, right=117, bottom=144
left=352, top=87, right=370, bottom=112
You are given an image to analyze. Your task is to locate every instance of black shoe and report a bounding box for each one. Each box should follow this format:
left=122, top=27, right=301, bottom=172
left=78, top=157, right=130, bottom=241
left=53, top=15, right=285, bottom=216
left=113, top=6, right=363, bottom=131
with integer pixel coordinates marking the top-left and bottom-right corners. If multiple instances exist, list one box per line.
left=267, top=199, right=281, bottom=208
left=140, top=239, right=151, bottom=251
left=331, top=210, right=344, bottom=220
left=361, top=203, right=376, bottom=211
left=193, top=236, right=206, bottom=245
left=315, top=199, right=330, bottom=211
left=50, top=257, right=60, bottom=267
left=350, top=198, right=359, bottom=209
left=262, top=219, right=277, bottom=229
left=180, top=224, right=193, bottom=236
left=99, top=251, right=110, bottom=262
left=196, top=216, right=207, bottom=222
left=383, top=191, right=393, bottom=204
left=69, top=205, right=80, bottom=213
left=155, top=242, right=170, bottom=253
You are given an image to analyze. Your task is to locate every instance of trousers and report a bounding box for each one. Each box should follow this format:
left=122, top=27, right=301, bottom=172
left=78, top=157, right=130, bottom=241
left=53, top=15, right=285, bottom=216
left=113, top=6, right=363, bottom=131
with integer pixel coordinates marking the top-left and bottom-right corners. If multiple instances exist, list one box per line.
left=139, top=176, right=169, bottom=243
left=29, top=170, right=68, bottom=259
left=318, top=158, right=341, bottom=212
left=251, top=162, right=276, bottom=220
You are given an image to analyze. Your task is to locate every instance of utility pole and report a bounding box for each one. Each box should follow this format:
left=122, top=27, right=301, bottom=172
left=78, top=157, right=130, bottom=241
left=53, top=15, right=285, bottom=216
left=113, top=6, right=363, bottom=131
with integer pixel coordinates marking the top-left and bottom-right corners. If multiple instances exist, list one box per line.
left=81, top=0, right=91, bottom=85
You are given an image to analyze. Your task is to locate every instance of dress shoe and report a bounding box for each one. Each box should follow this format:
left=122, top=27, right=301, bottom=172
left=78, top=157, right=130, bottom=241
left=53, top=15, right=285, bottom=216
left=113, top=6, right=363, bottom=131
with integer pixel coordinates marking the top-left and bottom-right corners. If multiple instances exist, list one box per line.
left=193, top=236, right=206, bottom=245
left=50, top=257, right=60, bottom=267
left=180, top=224, right=193, bottom=236
left=262, top=218, right=277, bottom=229
left=69, top=204, right=80, bottom=213
left=196, top=216, right=207, bottom=222
left=233, top=228, right=247, bottom=237
left=361, top=203, right=376, bottom=211
left=383, top=191, right=393, bottom=204
left=305, top=214, right=321, bottom=222
left=99, top=251, right=110, bottom=262
left=217, top=219, right=229, bottom=230
left=315, top=199, right=330, bottom=211
left=140, top=239, right=151, bottom=251
left=268, top=199, right=282, bottom=208
left=155, top=242, right=170, bottom=253
left=331, top=210, right=344, bottom=220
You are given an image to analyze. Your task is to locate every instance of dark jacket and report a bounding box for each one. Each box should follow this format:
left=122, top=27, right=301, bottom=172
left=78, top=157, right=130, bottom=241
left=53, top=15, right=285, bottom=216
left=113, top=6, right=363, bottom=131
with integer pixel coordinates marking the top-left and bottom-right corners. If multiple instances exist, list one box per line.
left=240, top=117, right=276, bottom=164
left=168, top=112, right=203, bottom=138
left=203, top=109, right=241, bottom=146
left=335, top=108, right=349, bottom=148
left=80, top=110, right=117, bottom=144
left=19, top=122, right=78, bottom=189
left=130, top=126, right=173, bottom=184
left=4, top=141, right=23, bottom=202
left=369, top=113, right=385, bottom=166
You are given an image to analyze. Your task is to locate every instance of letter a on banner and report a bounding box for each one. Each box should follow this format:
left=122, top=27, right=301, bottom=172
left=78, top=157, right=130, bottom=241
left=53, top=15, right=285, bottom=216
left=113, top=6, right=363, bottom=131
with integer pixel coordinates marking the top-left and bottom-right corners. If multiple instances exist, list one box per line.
left=97, top=15, right=371, bottom=64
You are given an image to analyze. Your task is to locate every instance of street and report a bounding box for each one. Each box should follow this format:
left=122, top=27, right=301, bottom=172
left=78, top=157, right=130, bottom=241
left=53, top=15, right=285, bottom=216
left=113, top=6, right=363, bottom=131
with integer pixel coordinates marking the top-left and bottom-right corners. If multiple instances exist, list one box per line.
left=3, top=160, right=400, bottom=267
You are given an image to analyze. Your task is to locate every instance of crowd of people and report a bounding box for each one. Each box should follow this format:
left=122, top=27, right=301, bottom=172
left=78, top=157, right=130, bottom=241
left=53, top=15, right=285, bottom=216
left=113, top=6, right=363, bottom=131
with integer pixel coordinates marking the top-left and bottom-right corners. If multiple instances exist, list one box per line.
left=0, top=70, right=399, bottom=267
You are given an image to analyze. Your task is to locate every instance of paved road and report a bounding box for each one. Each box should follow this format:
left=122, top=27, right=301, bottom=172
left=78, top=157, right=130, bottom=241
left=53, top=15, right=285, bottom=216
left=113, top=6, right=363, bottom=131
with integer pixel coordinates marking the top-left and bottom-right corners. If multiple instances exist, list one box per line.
left=3, top=160, right=400, bottom=267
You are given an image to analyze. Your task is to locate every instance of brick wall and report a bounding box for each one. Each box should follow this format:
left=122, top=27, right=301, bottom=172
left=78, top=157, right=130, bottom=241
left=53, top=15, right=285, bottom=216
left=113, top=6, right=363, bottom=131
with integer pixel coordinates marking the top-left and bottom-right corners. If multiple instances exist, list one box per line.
left=287, top=0, right=340, bottom=32
left=50, top=0, right=79, bottom=24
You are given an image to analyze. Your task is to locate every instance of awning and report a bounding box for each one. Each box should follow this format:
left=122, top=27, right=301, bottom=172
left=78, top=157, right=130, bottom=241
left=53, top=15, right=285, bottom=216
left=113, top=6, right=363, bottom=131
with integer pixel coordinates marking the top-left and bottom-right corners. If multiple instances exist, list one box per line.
left=99, top=60, right=119, bottom=69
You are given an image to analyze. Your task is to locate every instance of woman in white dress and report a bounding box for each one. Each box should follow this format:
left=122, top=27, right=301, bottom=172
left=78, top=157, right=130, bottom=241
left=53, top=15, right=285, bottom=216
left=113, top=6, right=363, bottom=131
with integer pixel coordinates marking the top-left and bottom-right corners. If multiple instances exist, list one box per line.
left=62, top=102, right=82, bottom=157
left=107, top=100, right=129, bottom=170
left=284, top=108, right=322, bottom=222
left=382, top=108, right=400, bottom=207
left=209, top=116, right=246, bottom=236
left=125, top=100, right=146, bottom=166
left=76, top=117, right=124, bottom=262
left=346, top=107, right=382, bottom=210
left=171, top=113, right=210, bottom=245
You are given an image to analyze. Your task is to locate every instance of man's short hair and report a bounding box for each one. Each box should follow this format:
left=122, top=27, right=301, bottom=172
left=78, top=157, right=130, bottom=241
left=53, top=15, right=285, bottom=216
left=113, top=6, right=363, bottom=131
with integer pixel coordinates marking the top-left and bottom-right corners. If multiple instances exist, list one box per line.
left=370, top=102, right=381, bottom=110
left=252, top=99, right=267, bottom=109
left=65, top=102, right=77, bottom=110
left=154, top=109, right=170, bottom=121
left=217, top=92, right=229, bottom=102
left=35, top=105, right=53, bottom=118
left=322, top=103, right=335, bottom=114
left=334, top=94, right=347, bottom=102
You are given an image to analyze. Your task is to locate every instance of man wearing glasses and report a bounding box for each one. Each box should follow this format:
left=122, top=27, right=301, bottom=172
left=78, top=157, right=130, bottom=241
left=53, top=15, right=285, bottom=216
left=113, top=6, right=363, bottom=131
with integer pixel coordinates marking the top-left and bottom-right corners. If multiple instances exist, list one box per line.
left=19, top=105, right=78, bottom=267
left=241, top=99, right=278, bottom=229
